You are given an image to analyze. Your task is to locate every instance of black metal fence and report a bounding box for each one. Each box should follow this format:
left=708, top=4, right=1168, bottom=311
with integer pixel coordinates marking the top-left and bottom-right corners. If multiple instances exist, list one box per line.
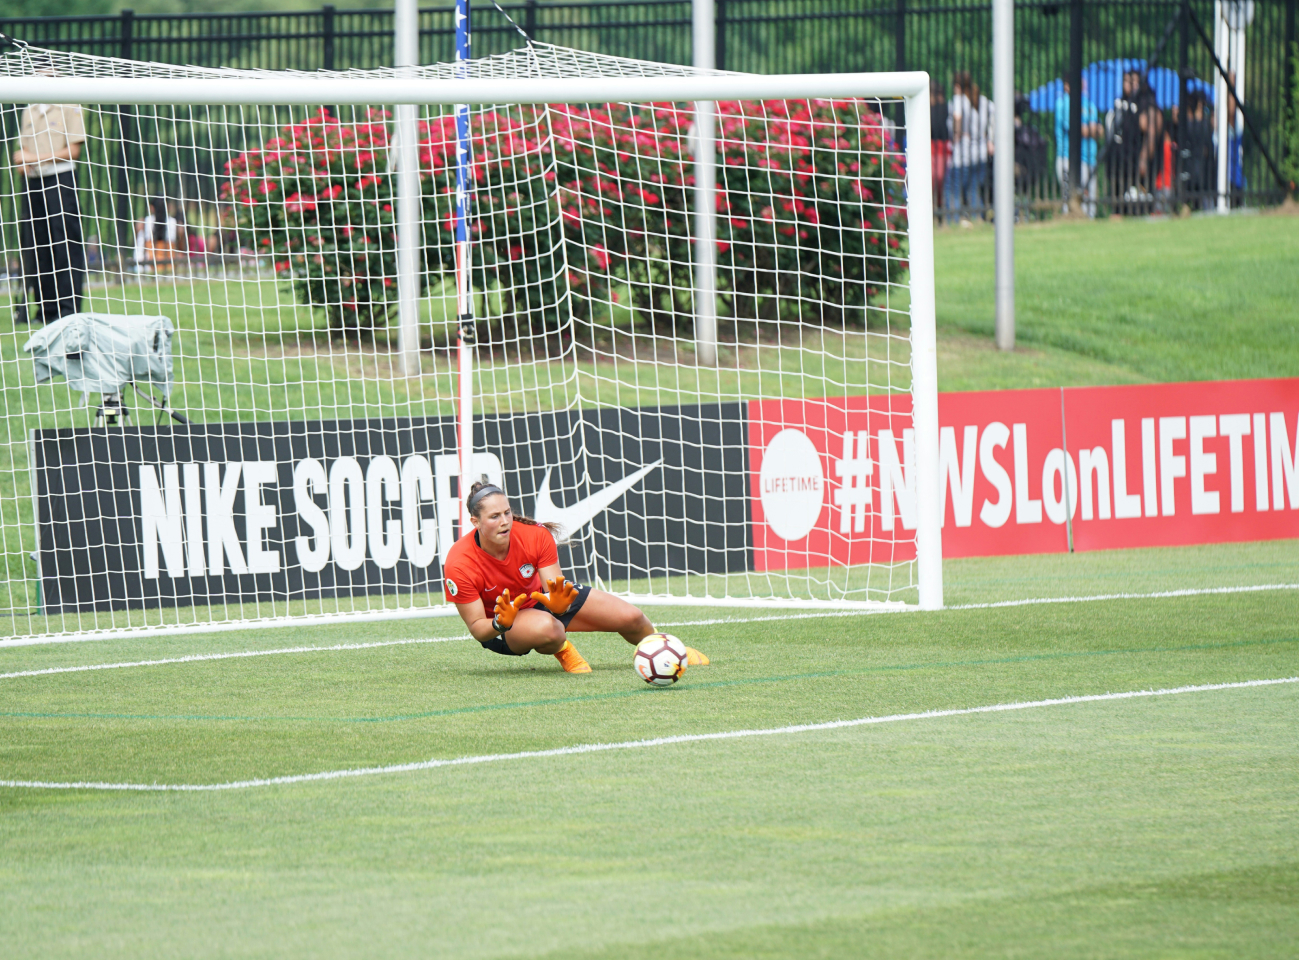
left=1, top=0, right=1295, bottom=249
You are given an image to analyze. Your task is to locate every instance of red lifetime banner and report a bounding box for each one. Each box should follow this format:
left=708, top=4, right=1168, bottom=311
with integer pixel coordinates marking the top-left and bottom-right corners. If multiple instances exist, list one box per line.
left=748, top=378, right=1299, bottom=565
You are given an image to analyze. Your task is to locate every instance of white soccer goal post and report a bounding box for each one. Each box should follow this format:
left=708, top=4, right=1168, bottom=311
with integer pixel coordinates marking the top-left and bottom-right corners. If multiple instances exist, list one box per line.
left=0, top=41, right=940, bottom=644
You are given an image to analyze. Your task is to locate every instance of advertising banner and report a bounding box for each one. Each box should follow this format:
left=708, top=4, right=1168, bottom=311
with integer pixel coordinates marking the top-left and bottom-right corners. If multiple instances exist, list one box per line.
left=33, top=403, right=749, bottom=612
left=748, top=378, right=1299, bottom=564
left=1064, top=379, right=1299, bottom=551
left=34, top=378, right=1296, bottom=612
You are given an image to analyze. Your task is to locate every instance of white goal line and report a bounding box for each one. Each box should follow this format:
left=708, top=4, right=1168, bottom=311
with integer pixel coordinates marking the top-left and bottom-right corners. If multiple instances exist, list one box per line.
left=3, top=581, right=1293, bottom=652
left=1, top=676, right=1294, bottom=793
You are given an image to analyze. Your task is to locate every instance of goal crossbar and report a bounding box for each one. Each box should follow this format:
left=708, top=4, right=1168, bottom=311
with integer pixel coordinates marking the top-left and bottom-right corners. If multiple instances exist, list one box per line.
left=0, top=71, right=933, bottom=108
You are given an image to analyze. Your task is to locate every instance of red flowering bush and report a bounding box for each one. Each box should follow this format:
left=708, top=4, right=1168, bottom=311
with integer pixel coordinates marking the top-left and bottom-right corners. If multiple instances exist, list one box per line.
left=224, top=100, right=904, bottom=341
left=223, top=111, right=400, bottom=336
left=547, top=99, right=907, bottom=332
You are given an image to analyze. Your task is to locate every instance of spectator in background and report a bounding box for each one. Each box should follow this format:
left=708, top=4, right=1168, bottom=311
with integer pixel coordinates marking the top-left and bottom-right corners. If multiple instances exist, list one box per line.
left=930, top=80, right=950, bottom=214
left=1155, top=106, right=1176, bottom=211
left=10, top=75, right=87, bottom=324
left=946, top=71, right=993, bottom=224
left=1178, top=88, right=1214, bottom=207
left=134, top=196, right=182, bottom=272
left=1225, top=71, right=1246, bottom=196
left=1014, top=92, right=1049, bottom=199
left=1054, top=78, right=1101, bottom=216
left=1135, top=74, right=1164, bottom=211
left=1107, top=70, right=1163, bottom=214
left=1106, top=69, right=1144, bottom=213
left=168, top=198, right=190, bottom=258
left=978, top=85, right=996, bottom=212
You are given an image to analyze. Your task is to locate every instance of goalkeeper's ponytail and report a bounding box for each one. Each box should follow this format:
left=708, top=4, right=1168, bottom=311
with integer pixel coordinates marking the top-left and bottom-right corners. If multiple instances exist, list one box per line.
left=466, top=480, right=562, bottom=537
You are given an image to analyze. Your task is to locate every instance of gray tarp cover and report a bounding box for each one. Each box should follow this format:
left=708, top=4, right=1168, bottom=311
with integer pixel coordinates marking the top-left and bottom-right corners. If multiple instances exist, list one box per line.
left=23, top=313, right=175, bottom=398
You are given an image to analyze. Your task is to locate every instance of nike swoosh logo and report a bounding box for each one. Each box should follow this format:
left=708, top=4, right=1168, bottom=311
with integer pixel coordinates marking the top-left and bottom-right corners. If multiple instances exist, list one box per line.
left=533, top=460, right=663, bottom=543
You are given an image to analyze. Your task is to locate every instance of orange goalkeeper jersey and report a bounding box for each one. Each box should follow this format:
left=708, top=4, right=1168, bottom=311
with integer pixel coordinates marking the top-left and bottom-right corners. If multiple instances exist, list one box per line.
left=442, top=521, right=559, bottom=611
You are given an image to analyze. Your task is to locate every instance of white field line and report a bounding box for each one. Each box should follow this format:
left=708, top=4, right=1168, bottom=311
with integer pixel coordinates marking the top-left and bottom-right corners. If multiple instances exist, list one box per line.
left=0, top=636, right=466, bottom=681
left=3, top=582, right=1296, bottom=683
left=946, top=582, right=1299, bottom=611
left=656, top=582, right=1299, bottom=627
left=0, top=606, right=463, bottom=650
left=1, top=676, right=1294, bottom=792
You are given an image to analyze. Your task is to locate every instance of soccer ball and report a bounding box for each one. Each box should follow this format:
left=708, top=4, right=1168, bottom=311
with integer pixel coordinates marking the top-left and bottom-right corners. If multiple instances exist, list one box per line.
left=633, top=633, right=688, bottom=686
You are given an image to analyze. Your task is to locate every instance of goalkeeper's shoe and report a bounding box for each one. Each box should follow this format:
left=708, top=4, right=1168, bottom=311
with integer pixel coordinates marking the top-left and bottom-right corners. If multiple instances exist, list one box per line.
left=684, top=646, right=710, bottom=666
left=554, top=640, right=592, bottom=674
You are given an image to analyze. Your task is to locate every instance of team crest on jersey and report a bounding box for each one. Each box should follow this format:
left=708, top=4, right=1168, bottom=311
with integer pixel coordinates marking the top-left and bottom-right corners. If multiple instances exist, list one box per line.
left=518, top=563, right=536, bottom=579
left=446, top=578, right=459, bottom=597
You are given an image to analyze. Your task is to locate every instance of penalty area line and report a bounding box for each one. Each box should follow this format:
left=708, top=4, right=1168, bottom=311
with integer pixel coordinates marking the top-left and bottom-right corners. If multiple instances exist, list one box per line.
left=2, top=676, right=1294, bottom=793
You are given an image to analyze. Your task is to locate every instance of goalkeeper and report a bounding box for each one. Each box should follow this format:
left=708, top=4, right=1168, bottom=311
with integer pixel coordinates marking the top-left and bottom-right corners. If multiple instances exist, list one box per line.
left=443, top=481, right=709, bottom=674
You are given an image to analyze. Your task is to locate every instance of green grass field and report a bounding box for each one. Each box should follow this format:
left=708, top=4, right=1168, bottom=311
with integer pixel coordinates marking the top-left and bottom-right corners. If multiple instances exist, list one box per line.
left=1, top=541, right=1297, bottom=958
left=934, top=210, right=1299, bottom=390
left=2, top=213, right=1297, bottom=957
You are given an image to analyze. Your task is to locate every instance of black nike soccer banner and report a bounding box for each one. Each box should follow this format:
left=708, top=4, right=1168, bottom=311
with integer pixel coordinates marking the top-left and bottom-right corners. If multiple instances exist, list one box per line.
left=32, top=404, right=751, bottom=612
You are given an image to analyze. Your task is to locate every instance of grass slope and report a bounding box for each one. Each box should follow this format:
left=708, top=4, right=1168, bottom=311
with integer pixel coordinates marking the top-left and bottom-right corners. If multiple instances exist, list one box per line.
left=1, top=542, right=1296, bottom=958
left=933, top=211, right=1299, bottom=389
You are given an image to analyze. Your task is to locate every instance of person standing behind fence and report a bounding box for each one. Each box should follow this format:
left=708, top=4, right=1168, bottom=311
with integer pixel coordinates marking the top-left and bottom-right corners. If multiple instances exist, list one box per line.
left=11, top=91, right=87, bottom=324
left=946, top=72, right=993, bottom=224
left=1105, top=69, right=1143, bottom=214
left=1053, top=79, right=1101, bottom=216
left=1178, top=89, right=1214, bottom=208
left=930, top=80, right=950, bottom=215
left=1224, top=71, right=1246, bottom=197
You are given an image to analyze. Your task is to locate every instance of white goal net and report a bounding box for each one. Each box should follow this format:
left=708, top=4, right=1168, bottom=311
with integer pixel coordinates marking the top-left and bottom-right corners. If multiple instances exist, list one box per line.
left=0, top=40, right=939, bottom=643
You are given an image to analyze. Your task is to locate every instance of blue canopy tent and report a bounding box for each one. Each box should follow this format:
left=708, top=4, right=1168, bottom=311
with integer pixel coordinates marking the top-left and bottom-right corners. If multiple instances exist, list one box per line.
left=1027, top=59, right=1215, bottom=114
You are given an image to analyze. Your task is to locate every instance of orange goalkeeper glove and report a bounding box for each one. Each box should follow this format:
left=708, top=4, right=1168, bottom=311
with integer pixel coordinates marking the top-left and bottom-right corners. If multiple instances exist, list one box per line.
left=531, top=577, right=579, bottom=616
left=491, top=590, right=528, bottom=632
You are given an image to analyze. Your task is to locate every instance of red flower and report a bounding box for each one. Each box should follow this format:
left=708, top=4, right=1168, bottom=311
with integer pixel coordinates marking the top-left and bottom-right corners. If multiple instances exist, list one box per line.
left=284, top=193, right=317, bottom=214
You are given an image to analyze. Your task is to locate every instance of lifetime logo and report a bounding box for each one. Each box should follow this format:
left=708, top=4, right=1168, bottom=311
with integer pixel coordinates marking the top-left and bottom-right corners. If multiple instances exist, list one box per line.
left=763, top=475, right=822, bottom=494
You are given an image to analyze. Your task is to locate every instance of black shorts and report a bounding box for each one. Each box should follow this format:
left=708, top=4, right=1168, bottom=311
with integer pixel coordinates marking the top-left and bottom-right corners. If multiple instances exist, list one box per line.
left=548, top=584, right=592, bottom=628
left=478, top=584, right=592, bottom=656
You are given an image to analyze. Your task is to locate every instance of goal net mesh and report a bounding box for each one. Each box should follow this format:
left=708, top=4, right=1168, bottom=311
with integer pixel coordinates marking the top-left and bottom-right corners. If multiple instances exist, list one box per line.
left=0, top=41, right=920, bottom=641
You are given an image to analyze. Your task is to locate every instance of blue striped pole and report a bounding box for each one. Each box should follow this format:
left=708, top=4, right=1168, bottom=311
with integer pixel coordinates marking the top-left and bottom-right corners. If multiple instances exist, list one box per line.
left=455, top=0, right=476, bottom=537
left=454, top=0, right=472, bottom=251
